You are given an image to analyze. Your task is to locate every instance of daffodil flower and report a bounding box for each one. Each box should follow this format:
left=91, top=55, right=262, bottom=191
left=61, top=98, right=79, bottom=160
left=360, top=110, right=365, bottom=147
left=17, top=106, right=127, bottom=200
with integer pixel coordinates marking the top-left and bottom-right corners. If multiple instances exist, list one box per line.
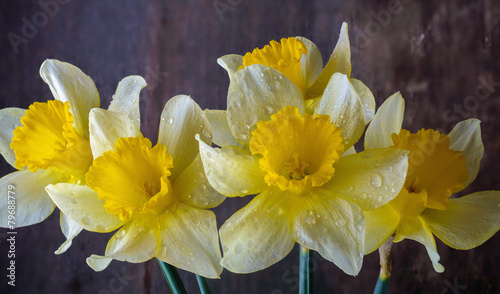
left=363, top=92, right=500, bottom=272
left=199, top=69, right=409, bottom=275
left=46, top=95, right=225, bottom=278
left=0, top=59, right=143, bottom=254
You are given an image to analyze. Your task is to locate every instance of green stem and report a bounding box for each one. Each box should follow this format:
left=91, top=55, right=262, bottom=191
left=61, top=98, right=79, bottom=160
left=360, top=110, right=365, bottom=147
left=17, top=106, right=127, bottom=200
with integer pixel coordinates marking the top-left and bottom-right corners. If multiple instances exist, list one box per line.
left=196, top=275, right=212, bottom=294
left=157, top=259, right=187, bottom=294
left=373, top=236, right=394, bottom=294
left=299, top=245, right=312, bottom=294
left=373, top=276, right=389, bottom=294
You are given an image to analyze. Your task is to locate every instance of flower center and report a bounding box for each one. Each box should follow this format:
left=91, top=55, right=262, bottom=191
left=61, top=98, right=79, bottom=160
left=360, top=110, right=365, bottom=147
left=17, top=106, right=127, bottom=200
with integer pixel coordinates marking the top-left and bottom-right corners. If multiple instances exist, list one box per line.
left=239, top=37, right=307, bottom=96
left=86, top=137, right=175, bottom=221
left=249, top=106, right=344, bottom=194
left=11, top=100, right=92, bottom=184
left=391, top=129, right=469, bottom=210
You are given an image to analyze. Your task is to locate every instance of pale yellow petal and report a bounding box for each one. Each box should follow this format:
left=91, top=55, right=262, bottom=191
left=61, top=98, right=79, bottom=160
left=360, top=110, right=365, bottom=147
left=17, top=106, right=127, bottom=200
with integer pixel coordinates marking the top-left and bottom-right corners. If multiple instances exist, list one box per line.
left=46, top=183, right=125, bottom=232
left=108, top=76, right=147, bottom=129
left=447, top=119, right=484, bottom=187
left=157, top=204, right=222, bottom=278
left=0, top=107, right=25, bottom=168
left=55, top=212, right=83, bottom=254
left=0, top=169, right=63, bottom=227
left=314, top=73, right=365, bottom=149
left=158, top=95, right=212, bottom=180
left=363, top=204, right=399, bottom=254
left=422, top=191, right=500, bottom=250
left=217, top=54, right=244, bottom=77
left=290, top=191, right=364, bottom=276
left=89, top=108, right=142, bottom=159
left=173, top=154, right=226, bottom=209
left=226, top=64, right=305, bottom=146
left=350, top=78, right=376, bottom=123
left=296, top=36, right=323, bottom=91
left=342, top=146, right=356, bottom=156
left=322, top=148, right=408, bottom=210
left=202, top=109, right=242, bottom=147
left=220, top=189, right=295, bottom=273
left=198, top=139, right=267, bottom=197
left=306, top=22, right=351, bottom=99
left=87, top=214, right=160, bottom=271
left=365, top=92, right=404, bottom=150
left=39, top=59, right=100, bottom=138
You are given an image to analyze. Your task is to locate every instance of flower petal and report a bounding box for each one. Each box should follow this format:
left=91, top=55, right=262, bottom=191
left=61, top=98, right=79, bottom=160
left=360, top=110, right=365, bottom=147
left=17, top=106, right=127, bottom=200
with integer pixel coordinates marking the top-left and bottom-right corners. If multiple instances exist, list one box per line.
left=365, top=92, right=405, bottom=149
left=350, top=78, right=376, bottom=123
left=0, top=169, right=63, bottom=227
left=322, top=148, right=409, bottom=210
left=89, top=108, right=143, bottom=158
left=217, top=54, right=244, bottom=77
left=306, top=22, right=351, bottom=99
left=226, top=64, right=305, bottom=146
left=157, top=203, right=222, bottom=278
left=198, top=139, right=267, bottom=197
left=39, top=59, right=100, bottom=138
left=296, top=36, right=323, bottom=92
left=46, top=183, right=125, bottom=232
left=220, top=189, right=295, bottom=273
left=0, top=107, right=26, bottom=168
left=87, top=214, right=160, bottom=271
left=290, top=191, right=364, bottom=275
left=447, top=119, right=484, bottom=187
left=314, top=73, right=365, bottom=149
left=55, top=211, right=83, bottom=254
left=394, top=216, right=444, bottom=272
left=422, top=191, right=500, bottom=250
left=158, top=95, right=212, bottom=180
left=173, top=154, right=226, bottom=209
left=203, top=109, right=242, bottom=147
left=108, top=76, right=147, bottom=129
left=363, top=204, right=400, bottom=254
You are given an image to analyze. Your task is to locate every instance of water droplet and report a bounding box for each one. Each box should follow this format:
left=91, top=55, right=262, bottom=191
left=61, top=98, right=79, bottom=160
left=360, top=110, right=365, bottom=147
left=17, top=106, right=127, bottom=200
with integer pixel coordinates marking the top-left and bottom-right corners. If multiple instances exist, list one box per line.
left=304, top=216, right=316, bottom=225
left=201, top=184, right=207, bottom=190
left=356, top=225, right=363, bottom=232
left=387, top=166, right=393, bottom=173
left=360, top=193, right=367, bottom=199
left=371, top=174, right=382, bottom=188
left=71, top=198, right=77, bottom=204
left=202, top=129, right=211, bottom=139
left=81, top=216, right=91, bottom=226
left=96, top=224, right=105, bottom=231
left=265, top=106, right=273, bottom=114
left=335, top=219, right=346, bottom=227
left=347, top=186, right=354, bottom=192
left=116, top=230, right=125, bottom=239
left=376, top=195, right=383, bottom=202
left=186, top=194, right=192, bottom=199
left=222, top=245, right=229, bottom=252
left=167, top=117, right=174, bottom=124
left=293, top=231, right=301, bottom=239
left=390, top=188, right=396, bottom=193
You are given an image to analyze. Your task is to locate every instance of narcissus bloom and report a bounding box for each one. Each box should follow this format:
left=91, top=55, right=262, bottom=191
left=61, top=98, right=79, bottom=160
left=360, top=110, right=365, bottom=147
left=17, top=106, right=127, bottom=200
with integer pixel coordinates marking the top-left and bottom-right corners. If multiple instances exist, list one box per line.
left=363, top=92, right=500, bottom=272
left=0, top=59, right=136, bottom=253
left=46, top=95, right=225, bottom=278
left=217, top=22, right=374, bottom=116
left=199, top=68, right=409, bottom=275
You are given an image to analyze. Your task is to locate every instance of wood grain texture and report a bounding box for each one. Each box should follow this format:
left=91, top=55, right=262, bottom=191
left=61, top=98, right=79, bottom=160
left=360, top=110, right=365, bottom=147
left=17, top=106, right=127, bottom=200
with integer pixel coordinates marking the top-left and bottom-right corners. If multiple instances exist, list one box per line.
left=0, top=0, right=499, bottom=293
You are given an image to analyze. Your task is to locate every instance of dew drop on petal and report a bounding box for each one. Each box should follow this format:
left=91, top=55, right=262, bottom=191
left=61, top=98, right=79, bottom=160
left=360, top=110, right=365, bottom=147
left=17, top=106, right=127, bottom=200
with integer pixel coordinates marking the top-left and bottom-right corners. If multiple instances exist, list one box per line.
left=371, top=174, right=382, bottom=188
left=376, top=195, right=383, bottom=202
left=167, top=117, right=174, bottom=125
left=71, top=198, right=78, bottom=204
left=81, top=216, right=91, bottom=226
left=360, top=193, right=367, bottom=199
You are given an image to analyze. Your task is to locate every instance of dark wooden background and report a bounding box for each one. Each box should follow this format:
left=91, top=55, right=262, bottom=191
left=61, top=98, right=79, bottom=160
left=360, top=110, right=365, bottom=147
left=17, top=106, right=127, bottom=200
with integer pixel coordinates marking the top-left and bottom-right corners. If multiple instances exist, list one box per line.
left=1, top=0, right=499, bottom=293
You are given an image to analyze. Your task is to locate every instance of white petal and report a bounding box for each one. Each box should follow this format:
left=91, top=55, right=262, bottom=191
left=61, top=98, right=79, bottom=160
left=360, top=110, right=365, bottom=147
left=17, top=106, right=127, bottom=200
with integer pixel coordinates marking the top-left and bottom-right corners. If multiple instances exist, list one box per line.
left=172, top=154, right=226, bottom=209
left=291, top=191, right=364, bottom=276
left=157, top=204, right=223, bottom=278
left=217, top=54, right=244, bottom=77
left=296, top=36, right=323, bottom=91
left=323, top=148, right=409, bottom=210
left=350, top=78, right=376, bottom=123
left=108, top=76, right=147, bottom=129
left=315, top=73, right=367, bottom=149
left=365, top=92, right=404, bottom=149
left=0, top=107, right=26, bottom=168
left=198, top=139, right=267, bottom=197
left=220, top=189, right=295, bottom=273
left=46, top=183, right=124, bottom=232
left=158, top=95, right=212, bottom=180
left=0, top=169, right=63, bottom=227
left=203, top=109, right=242, bottom=147
left=55, top=212, right=83, bottom=254
left=39, top=59, right=100, bottom=138
left=89, top=108, right=142, bottom=158
left=447, top=119, right=484, bottom=187
left=226, top=64, right=305, bottom=146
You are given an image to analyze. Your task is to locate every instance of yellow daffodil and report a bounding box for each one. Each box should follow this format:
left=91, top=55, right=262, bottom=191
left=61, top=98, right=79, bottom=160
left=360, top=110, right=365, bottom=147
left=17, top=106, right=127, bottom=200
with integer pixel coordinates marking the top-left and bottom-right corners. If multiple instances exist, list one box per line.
left=199, top=68, right=409, bottom=275
left=363, top=92, right=500, bottom=272
left=0, top=59, right=144, bottom=254
left=46, top=95, right=225, bottom=278
left=217, top=22, right=375, bottom=119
